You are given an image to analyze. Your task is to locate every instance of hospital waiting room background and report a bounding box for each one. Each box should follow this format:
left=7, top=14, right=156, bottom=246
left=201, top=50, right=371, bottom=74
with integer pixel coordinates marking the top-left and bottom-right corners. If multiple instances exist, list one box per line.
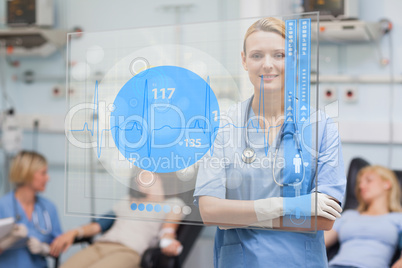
left=0, top=0, right=401, bottom=267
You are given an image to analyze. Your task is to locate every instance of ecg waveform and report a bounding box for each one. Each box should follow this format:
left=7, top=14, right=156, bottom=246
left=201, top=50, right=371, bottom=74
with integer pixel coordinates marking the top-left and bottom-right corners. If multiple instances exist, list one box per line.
left=70, top=78, right=218, bottom=159
left=213, top=76, right=282, bottom=156
left=71, top=75, right=284, bottom=160
left=71, top=80, right=109, bottom=158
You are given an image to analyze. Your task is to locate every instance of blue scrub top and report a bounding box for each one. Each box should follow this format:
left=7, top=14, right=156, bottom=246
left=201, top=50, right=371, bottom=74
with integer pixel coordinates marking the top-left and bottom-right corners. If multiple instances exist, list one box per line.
left=0, top=191, right=62, bottom=268
left=194, top=98, right=346, bottom=268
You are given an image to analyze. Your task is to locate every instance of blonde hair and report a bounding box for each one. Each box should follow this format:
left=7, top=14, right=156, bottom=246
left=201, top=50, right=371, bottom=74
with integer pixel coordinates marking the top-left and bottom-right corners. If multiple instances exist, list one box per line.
left=355, top=165, right=402, bottom=212
left=9, top=151, right=47, bottom=186
left=243, top=17, right=286, bottom=55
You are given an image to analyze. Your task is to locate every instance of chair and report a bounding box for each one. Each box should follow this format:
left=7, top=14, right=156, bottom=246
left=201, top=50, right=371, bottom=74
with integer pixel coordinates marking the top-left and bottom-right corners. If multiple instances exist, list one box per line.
left=140, top=223, right=203, bottom=268
left=51, top=256, right=59, bottom=268
left=342, top=158, right=370, bottom=210
left=326, top=157, right=402, bottom=264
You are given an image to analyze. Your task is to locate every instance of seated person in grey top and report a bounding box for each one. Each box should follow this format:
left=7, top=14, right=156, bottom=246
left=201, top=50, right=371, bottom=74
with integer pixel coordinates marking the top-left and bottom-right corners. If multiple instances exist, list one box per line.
left=51, top=171, right=184, bottom=268
left=325, top=166, right=402, bottom=268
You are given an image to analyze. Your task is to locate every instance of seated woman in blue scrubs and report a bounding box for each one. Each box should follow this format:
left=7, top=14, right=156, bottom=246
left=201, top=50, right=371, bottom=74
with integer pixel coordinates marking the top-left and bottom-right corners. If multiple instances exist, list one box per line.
left=194, top=17, right=346, bottom=267
left=0, top=151, right=62, bottom=267
left=325, top=166, right=402, bottom=268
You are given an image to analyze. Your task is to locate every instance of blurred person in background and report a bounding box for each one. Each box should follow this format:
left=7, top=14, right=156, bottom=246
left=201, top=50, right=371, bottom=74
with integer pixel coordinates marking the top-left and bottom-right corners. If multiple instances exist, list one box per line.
left=53, top=170, right=184, bottom=268
left=325, top=165, right=402, bottom=268
left=0, top=151, right=62, bottom=267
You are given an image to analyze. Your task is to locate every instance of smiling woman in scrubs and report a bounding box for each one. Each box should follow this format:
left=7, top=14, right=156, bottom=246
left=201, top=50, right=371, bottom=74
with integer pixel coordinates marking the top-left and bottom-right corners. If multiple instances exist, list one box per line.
left=194, top=17, right=346, bottom=267
left=0, top=151, right=62, bottom=267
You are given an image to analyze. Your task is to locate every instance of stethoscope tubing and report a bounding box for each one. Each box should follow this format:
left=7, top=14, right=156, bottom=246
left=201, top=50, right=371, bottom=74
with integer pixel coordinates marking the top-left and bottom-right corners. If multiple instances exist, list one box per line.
left=242, top=95, right=306, bottom=189
left=12, top=191, right=53, bottom=235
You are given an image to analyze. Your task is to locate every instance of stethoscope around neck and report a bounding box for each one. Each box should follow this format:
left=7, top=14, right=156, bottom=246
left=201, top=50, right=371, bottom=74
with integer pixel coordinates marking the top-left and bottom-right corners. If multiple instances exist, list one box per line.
left=241, top=95, right=305, bottom=194
left=13, top=191, right=52, bottom=235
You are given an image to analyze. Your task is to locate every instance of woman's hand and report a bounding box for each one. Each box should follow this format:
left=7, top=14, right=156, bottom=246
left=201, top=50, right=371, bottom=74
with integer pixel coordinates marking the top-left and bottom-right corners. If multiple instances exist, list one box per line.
left=49, top=230, right=77, bottom=257
left=27, top=237, right=50, bottom=256
left=160, top=239, right=183, bottom=256
left=324, top=229, right=338, bottom=247
left=392, top=257, right=402, bottom=268
left=0, top=224, right=28, bottom=251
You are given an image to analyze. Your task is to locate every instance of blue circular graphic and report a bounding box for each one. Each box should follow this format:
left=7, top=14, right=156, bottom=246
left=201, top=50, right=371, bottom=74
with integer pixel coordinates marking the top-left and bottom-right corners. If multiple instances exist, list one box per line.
left=163, top=205, right=171, bottom=213
left=131, top=203, right=137, bottom=210
left=138, top=203, right=145, bottom=211
left=110, top=65, right=220, bottom=173
left=289, top=209, right=307, bottom=225
left=146, top=204, right=153, bottom=212
left=154, top=204, right=162, bottom=212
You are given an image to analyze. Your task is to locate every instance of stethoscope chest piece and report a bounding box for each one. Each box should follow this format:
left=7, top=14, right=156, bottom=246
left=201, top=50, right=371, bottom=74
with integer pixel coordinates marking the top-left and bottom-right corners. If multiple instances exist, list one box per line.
left=242, top=147, right=256, bottom=164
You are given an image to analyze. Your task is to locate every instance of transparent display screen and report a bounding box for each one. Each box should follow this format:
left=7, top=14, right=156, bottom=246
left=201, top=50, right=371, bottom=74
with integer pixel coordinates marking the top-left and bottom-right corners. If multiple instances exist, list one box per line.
left=65, top=13, right=330, bottom=232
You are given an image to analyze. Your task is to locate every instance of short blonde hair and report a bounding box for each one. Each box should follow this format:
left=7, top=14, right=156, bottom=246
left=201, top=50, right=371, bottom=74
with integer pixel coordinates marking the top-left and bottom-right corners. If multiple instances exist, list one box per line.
left=243, top=17, right=286, bottom=55
left=355, top=165, right=402, bottom=212
left=9, top=151, right=47, bottom=186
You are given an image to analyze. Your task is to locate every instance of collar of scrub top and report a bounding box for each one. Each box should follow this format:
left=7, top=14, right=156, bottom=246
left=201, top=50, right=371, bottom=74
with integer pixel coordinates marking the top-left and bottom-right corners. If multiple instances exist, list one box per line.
left=12, top=191, right=53, bottom=235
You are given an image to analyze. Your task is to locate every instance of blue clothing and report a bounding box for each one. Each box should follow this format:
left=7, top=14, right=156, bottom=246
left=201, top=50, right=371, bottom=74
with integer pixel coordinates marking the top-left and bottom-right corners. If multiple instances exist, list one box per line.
left=329, top=265, right=359, bottom=268
left=330, top=210, right=402, bottom=268
left=0, top=192, right=62, bottom=268
left=92, top=211, right=115, bottom=232
left=194, top=99, right=346, bottom=268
